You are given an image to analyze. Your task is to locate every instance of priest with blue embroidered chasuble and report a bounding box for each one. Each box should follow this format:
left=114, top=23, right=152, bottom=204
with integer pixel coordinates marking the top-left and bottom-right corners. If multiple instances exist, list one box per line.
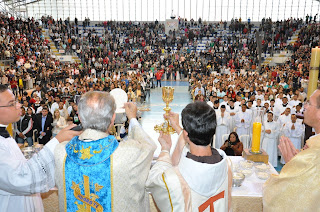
left=54, top=91, right=156, bottom=212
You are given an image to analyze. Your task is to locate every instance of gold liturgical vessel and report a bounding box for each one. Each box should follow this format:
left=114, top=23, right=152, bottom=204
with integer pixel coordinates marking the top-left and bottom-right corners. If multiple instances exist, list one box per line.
left=154, top=86, right=176, bottom=134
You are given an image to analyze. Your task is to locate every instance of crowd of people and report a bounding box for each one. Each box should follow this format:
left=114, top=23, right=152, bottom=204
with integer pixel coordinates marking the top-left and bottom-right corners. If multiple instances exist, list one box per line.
left=0, top=10, right=320, bottom=211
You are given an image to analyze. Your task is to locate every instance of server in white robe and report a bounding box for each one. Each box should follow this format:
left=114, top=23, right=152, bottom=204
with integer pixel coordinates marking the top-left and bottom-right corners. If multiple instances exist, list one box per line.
left=213, top=100, right=220, bottom=113
left=283, top=114, right=304, bottom=149
left=262, top=112, right=279, bottom=167
left=235, top=104, right=252, bottom=137
left=277, top=108, right=292, bottom=134
left=146, top=102, right=231, bottom=211
left=275, top=97, right=292, bottom=116
left=269, top=99, right=277, bottom=120
left=215, top=105, right=231, bottom=149
left=252, top=99, right=265, bottom=118
left=226, top=99, right=238, bottom=132
left=0, top=85, right=81, bottom=212
left=288, top=94, right=301, bottom=108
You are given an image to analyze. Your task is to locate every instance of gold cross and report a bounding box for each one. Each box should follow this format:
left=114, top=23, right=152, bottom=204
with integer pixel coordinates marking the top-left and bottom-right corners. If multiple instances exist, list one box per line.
left=84, top=175, right=91, bottom=212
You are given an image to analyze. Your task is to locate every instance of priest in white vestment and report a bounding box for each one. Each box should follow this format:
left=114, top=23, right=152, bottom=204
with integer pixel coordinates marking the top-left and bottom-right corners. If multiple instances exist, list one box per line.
left=54, top=92, right=156, bottom=212
left=261, top=112, right=279, bottom=167
left=235, top=104, right=252, bottom=137
left=0, top=85, right=81, bottom=212
left=215, top=105, right=230, bottom=149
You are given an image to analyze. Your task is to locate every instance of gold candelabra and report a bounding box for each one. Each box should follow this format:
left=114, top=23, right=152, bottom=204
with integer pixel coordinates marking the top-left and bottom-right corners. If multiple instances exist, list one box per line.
left=154, top=86, right=176, bottom=134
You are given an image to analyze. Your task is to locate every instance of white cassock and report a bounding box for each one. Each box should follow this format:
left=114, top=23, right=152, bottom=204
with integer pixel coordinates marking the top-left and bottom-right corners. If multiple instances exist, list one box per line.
left=275, top=104, right=292, bottom=116
left=146, top=146, right=229, bottom=212
left=215, top=111, right=230, bottom=149
left=235, top=101, right=241, bottom=108
left=252, top=106, right=264, bottom=119
left=235, top=110, right=252, bottom=137
left=261, top=121, right=279, bottom=167
left=226, top=105, right=238, bottom=132
left=289, top=100, right=301, bottom=108
left=283, top=121, right=304, bottom=149
left=213, top=106, right=220, bottom=114
left=269, top=105, right=277, bottom=120
left=207, top=101, right=214, bottom=108
left=277, top=114, right=292, bottom=135
left=0, top=133, right=58, bottom=212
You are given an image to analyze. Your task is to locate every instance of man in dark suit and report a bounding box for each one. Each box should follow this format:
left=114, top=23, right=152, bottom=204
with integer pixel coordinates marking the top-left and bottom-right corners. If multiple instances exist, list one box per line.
left=34, top=107, right=53, bottom=144
left=15, top=107, right=34, bottom=146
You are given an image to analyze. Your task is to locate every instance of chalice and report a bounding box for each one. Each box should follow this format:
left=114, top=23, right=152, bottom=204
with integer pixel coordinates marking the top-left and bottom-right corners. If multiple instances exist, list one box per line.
left=154, top=86, right=176, bottom=134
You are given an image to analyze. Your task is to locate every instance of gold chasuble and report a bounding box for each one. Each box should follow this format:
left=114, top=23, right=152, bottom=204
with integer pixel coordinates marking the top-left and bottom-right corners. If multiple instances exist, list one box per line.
left=263, top=134, right=320, bottom=211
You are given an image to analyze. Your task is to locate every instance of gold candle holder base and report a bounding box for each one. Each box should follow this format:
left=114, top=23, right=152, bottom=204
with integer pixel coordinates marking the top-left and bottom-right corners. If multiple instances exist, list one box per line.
left=242, top=148, right=269, bottom=164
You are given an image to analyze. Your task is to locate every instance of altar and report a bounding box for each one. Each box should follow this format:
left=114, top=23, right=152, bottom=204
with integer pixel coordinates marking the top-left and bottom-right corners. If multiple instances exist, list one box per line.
left=229, top=156, right=278, bottom=212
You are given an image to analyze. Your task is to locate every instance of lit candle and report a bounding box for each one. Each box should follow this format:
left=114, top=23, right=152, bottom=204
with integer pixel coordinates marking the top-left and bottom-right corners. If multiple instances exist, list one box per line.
left=307, top=47, right=320, bottom=99
left=251, top=122, right=262, bottom=153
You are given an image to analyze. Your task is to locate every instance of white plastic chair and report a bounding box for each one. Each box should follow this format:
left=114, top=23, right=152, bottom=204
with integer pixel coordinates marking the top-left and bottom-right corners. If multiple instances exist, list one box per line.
left=222, top=134, right=229, bottom=143
left=239, top=134, right=250, bottom=149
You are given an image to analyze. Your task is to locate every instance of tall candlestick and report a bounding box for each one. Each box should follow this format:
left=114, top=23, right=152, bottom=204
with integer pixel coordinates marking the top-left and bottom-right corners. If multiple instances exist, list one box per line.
left=251, top=122, right=262, bottom=153
left=307, top=47, right=320, bottom=99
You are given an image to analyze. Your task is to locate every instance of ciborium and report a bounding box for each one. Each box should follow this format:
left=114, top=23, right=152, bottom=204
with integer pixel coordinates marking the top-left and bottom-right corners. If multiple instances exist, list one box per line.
left=154, top=86, right=176, bottom=134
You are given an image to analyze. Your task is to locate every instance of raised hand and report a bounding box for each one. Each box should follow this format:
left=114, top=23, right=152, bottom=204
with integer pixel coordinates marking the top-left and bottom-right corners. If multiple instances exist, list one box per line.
left=278, top=136, right=299, bottom=163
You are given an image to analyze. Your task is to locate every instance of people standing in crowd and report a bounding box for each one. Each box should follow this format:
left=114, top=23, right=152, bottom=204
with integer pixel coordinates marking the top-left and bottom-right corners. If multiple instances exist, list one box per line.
left=52, top=109, right=67, bottom=137
left=15, top=107, right=34, bottom=147
left=34, top=107, right=53, bottom=145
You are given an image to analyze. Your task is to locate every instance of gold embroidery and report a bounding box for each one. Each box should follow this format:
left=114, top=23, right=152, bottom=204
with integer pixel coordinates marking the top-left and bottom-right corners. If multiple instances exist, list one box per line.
left=111, top=156, right=114, bottom=211
left=75, top=201, right=87, bottom=212
left=162, top=173, right=173, bottom=212
left=71, top=143, right=114, bottom=160
left=79, top=146, right=94, bottom=160
left=95, top=183, right=104, bottom=192
left=71, top=175, right=104, bottom=212
left=93, top=144, right=103, bottom=154
left=69, top=144, right=79, bottom=153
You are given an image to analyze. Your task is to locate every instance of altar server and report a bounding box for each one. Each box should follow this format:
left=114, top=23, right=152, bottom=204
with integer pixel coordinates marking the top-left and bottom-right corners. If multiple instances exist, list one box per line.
left=261, top=112, right=279, bottom=167
left=146, top=101, right=231, bottom=211
left=226, top=99, right=238, bottom=132
left=277, top=107, right=292, bottom=133
left=235, top=104, right=252, bottom=137
left=283, top=114, right=304, bottom=150
left=215, top=105, right=231, bottom=149
left=275, top=96, right=292, bottom=115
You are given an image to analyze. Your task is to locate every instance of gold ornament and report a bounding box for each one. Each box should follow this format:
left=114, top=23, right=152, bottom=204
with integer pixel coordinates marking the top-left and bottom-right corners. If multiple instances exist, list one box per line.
left=154, top=86, right=176, bottom=134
